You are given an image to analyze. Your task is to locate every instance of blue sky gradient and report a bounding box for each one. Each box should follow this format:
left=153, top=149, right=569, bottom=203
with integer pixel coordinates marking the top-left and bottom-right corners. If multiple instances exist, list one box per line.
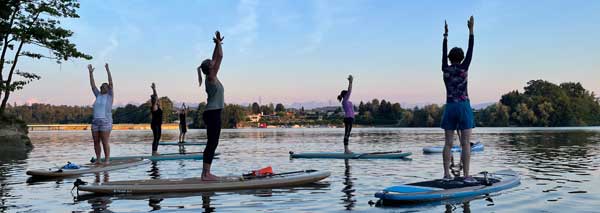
left=13, top=0, right=600, bottom=107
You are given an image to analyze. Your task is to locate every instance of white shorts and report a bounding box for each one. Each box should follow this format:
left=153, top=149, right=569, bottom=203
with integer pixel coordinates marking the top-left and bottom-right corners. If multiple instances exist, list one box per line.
left=92, top=118, right=113, bottom=132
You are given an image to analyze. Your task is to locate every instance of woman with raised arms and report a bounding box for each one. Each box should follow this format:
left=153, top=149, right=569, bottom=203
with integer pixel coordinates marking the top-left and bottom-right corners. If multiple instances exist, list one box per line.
left=88, top=63, right=114, bottom=164
left=197, top=31, right=225, bottom=181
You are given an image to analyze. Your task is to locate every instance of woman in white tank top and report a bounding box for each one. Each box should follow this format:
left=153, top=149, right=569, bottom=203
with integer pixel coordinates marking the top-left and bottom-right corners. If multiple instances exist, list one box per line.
left=88, top=63, right=114, bottom=164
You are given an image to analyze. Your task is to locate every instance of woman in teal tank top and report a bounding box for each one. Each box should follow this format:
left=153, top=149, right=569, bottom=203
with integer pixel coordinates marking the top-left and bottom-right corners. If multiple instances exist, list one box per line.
left=197, top=31, right=225, bottom=181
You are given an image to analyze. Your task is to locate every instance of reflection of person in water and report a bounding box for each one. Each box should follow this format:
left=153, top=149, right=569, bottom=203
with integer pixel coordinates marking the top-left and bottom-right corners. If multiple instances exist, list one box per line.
left=341, top=159, right=356, bottom=210
left=445, top=201, right=472, bottom=213
left=149, top=161, right=160, bottom=179
left=94, top=171, right=109, bottom=183
left=202, top=194, right=215, bottom=212
left=87, top=196, right=112, bottom=212
left=148, top=197, right=163, bottom=211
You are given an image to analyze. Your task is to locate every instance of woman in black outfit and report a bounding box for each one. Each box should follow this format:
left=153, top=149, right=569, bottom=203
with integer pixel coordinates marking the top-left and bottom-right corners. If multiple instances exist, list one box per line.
left=150, top=82, right=163, bottom=156
left=178, top=103, right=188, bottom=143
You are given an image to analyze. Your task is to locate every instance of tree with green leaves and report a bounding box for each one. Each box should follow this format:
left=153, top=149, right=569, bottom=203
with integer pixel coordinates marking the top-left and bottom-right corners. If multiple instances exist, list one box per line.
left=251, top=102, right=260, bottom=114
left=0, top=0, right=91, bottom=115
left=275, top=103, right=285, bottom=112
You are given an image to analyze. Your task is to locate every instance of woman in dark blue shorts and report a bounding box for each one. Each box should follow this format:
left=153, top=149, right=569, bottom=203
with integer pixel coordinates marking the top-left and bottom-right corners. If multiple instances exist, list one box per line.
left=440, top=16, right=476, bottom=183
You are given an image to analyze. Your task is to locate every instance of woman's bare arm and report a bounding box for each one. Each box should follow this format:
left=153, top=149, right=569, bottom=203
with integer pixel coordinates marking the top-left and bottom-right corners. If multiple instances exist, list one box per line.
left=209, top=31, right=224, bottom=79
left=197, top=66, right=203, bottom=87
left=105, top=63, right=113, bottom=89
left=346, top=75, right=353, bottom=99
left=88, top=64, right=98, bottom=95
left=151, top=83, right=158, bottom=111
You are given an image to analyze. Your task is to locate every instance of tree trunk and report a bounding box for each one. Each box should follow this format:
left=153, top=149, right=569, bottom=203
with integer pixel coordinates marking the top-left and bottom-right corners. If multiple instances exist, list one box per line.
left=0, top=40, right=24, bottom=114
left=0, top=6, right=19, bottom=115
left=0, top=6, right=38, bottom=115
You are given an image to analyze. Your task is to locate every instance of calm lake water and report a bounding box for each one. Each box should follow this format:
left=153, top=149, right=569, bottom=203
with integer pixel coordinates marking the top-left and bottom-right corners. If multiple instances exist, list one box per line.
left=1, top=128, right=599, bottom=212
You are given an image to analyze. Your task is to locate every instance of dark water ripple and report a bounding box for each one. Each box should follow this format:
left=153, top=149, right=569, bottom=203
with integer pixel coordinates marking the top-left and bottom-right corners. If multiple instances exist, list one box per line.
left=0, top=127, right=598, bottom=212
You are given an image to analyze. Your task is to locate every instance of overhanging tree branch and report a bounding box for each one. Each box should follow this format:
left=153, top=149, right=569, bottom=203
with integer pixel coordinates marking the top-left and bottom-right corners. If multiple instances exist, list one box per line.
left=0, top=0, right=91, bottom=115
left=0, top=3, right=20, bottom=100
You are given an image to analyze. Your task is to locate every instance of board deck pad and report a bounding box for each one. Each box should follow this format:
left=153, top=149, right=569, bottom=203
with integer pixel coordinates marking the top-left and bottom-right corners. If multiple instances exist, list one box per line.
left=375, top=169, right=520, bottom=203
left=408, top=177, right=501, bottom=189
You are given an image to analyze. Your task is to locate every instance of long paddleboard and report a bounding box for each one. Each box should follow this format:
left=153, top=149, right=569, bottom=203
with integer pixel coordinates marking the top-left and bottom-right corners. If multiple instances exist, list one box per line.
left=289, top=151, right=411, bottom=159
left=76, top=170, right=331, bottom=194
left=375, top=169, right=520, bottom=204
left=90, top=152, right=220, bottom=162
left=422, top=142, right=484, bottom=154
left=158, top=141, right=207, bottom=146
left=26, top=159, right=150, bottom=178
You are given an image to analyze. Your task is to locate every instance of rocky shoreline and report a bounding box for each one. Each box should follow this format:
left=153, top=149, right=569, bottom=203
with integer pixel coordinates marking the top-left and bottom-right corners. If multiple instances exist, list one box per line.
left=0, top=115, right=33, bottom=161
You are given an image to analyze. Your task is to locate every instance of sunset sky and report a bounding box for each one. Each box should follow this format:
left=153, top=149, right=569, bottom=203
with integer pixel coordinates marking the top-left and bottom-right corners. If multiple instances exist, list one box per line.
left=12, top=0, right=600, bottom=108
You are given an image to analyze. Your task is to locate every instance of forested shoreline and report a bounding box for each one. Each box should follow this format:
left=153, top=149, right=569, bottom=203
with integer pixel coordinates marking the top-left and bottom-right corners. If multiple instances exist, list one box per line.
left=8, top=80, right=600, bottom=128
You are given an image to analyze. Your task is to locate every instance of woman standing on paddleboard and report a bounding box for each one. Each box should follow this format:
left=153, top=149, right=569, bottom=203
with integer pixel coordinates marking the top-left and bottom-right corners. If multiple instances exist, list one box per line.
left=88, top=63, right=114, bottom=164
left=197, top=31, right=224, bottom=181
left=338, top=75, right=354, bottom=154
left=178, top=103, right=188, bottom=143
left=150, top=83, right=163, bottom=156
left=440, top=16, right=476, bottom=183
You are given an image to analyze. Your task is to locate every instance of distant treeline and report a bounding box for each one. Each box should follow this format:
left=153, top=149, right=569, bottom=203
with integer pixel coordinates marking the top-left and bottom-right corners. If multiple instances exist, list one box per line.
left=7, top=103, right=93, bottom=124
left=7, top=80, right=600, bottom=127
left=6, top=97, right=248, bottom=128
left=488, top=80, right=600, bottom=126
left=353, top=80, right=600, bottom=127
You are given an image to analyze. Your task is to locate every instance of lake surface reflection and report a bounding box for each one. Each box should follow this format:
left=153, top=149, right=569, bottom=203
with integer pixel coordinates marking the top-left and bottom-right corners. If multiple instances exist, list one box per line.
left=0, top=127, right=599, bottom=212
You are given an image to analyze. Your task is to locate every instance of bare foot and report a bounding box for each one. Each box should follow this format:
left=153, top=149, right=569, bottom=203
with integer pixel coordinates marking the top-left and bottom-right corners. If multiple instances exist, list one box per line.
left=103, top=160, right=110, bottom=165
left=201, top=173, right=220, bottom=181
left=152, top=152, right=160, bottom=156
left=344, top=149, right=353, bottom=154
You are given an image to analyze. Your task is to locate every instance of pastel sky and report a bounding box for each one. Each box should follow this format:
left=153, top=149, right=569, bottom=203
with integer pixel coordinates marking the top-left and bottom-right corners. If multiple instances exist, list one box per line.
left=12, top=0, right=600, bottom=107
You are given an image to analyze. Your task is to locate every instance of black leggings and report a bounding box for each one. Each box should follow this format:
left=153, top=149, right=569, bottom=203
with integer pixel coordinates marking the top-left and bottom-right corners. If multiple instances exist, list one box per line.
left=151, top=124, right=161, bottom=152
left=203, top=109, right=222, bottom=165
left=343, top=117, right=354, bottom=146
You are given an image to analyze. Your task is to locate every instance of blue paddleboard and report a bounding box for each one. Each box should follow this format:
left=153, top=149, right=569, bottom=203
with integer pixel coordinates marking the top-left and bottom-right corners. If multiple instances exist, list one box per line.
left=375, top=169, right=520, bottom=204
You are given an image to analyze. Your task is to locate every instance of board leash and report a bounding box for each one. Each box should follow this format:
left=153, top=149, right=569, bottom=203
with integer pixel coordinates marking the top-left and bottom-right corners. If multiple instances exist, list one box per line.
left=241, top=170, right=316, bottom=180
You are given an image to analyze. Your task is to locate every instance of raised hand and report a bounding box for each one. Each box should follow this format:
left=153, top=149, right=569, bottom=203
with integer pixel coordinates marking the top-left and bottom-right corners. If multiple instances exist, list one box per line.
left=467, top=16, right=474, bottom=33
left=347, top=75, right=353, bottom=82
left=88, top=64, right=94, bottom=73
left=104, top=63, right=110, bottom=72
left=444, top=20, right=448, bottom=35
left=151, top=82, right=156, bottom=89
left=213, top=31, right=224, bottom=44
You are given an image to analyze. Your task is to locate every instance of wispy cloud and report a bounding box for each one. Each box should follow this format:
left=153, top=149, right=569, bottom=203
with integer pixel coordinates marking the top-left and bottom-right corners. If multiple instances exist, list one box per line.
left=98, top=32, right=119, bottom=61
left=227, top=0, right=259, bottom=53
left=302, top=0, right=333, bottom=53
left=302, top=0, right=361, bottom=53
